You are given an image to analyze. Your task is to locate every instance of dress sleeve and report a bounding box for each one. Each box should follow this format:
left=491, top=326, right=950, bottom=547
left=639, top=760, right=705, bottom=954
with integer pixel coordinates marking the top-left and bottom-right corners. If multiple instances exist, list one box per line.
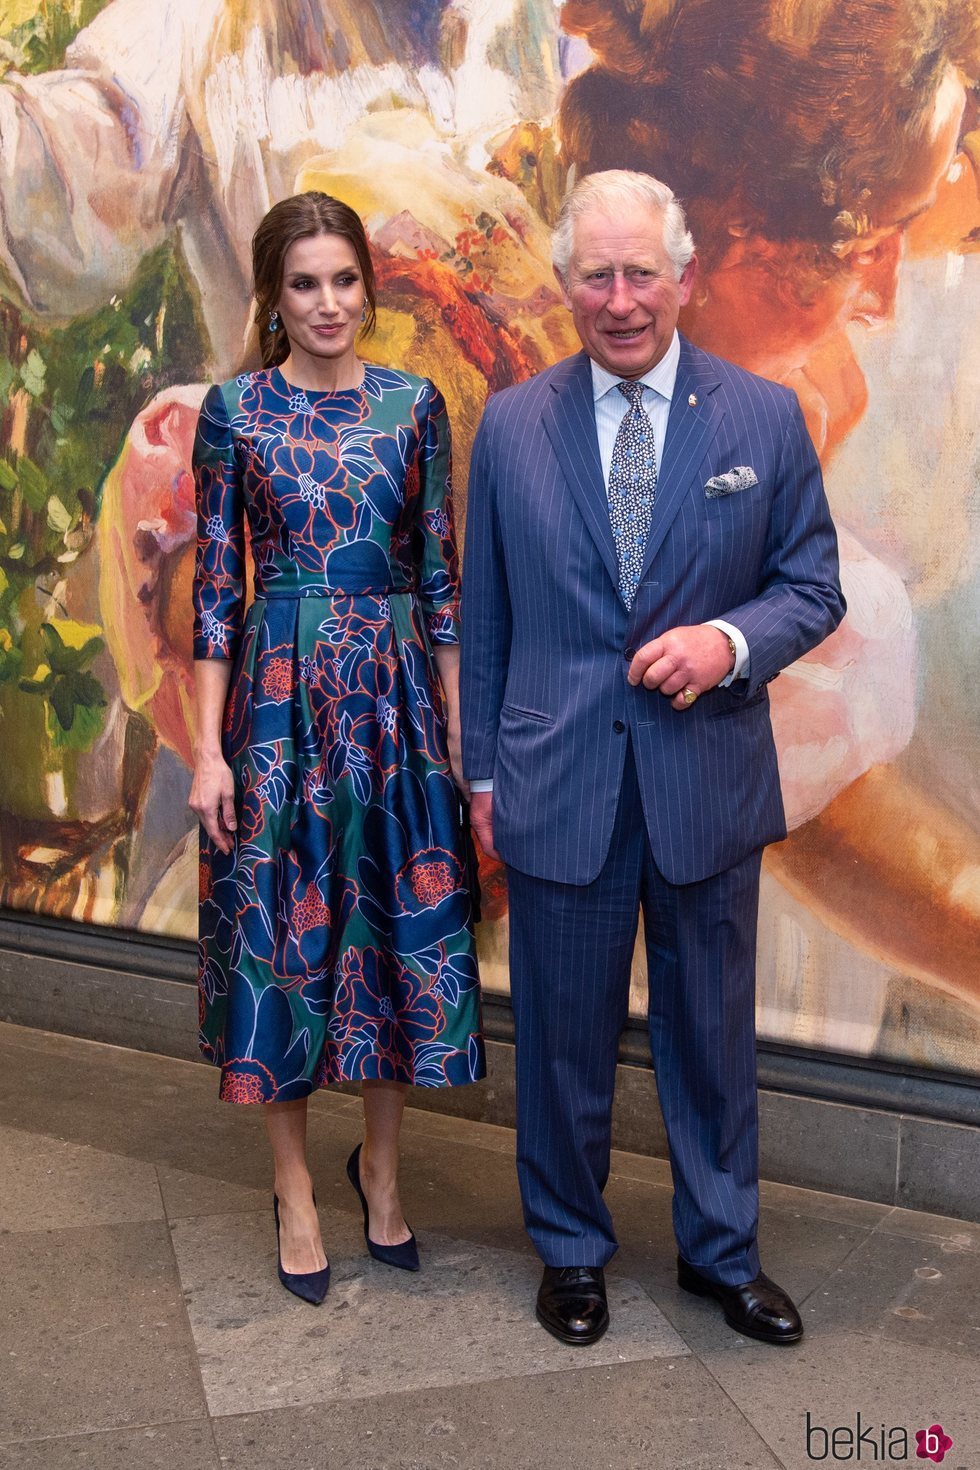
left=416, top=381, right=461, bottom=646
left=193, top=384, right=246, bottom=660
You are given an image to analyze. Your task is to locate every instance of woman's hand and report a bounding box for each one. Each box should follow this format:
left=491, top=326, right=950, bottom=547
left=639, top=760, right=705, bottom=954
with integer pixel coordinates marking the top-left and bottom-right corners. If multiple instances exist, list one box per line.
left=189, top=750, right=237, bottom=854
left=445, top=715, right=470, bottom=801
left=190, top=660, right=237, bottom=853
left=432, top=645, right=469, bottom=799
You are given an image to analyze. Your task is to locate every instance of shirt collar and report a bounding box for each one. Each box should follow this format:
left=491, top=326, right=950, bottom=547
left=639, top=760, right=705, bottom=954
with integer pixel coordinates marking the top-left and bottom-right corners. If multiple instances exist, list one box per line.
left=590, top=329, right=681, bottom=404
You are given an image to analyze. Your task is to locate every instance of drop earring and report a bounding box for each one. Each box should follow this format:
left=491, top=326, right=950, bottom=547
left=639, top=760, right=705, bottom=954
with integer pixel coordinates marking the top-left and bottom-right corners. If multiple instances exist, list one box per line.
left=268, top=310, right=280, bottom=333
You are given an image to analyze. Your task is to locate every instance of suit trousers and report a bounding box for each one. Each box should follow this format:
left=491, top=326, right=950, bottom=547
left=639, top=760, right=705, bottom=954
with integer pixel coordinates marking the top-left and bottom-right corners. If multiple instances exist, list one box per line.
left=506, top=743, right=764, bottom=1285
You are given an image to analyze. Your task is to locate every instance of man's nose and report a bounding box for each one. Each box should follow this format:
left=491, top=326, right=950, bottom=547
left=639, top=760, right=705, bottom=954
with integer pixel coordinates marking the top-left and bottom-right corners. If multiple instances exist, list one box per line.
left=606, top=272, right=636, bottom=315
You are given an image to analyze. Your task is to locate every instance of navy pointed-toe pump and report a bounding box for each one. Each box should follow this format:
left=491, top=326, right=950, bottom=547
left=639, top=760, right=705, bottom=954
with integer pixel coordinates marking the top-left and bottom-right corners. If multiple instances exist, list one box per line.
left=272, top=1194, right=331, bottom=1305
left=346, top=1144, right=420, bottom=1272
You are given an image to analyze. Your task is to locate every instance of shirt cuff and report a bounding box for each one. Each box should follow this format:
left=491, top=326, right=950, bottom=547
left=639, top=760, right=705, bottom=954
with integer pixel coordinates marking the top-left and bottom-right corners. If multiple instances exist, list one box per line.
left=468, top=779, right=494, bottom=793
left=707, top=619, right=750, bottom=686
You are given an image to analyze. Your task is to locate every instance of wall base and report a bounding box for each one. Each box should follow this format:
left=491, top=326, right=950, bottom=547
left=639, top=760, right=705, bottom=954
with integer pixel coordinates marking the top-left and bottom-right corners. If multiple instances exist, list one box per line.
left=2, top=911, right=978, bottom=1223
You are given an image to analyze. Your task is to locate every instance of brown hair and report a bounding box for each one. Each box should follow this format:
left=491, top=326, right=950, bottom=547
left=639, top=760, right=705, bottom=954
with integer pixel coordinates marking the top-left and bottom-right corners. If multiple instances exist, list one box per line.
left=559, top=0, right=980, bottom=272
left=251, top=192, right=377, bottom=368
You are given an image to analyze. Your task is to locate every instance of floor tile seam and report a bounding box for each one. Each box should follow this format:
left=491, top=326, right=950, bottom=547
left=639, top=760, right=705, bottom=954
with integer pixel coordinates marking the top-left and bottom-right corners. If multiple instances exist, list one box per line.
left=606, top=1162, right=905, bottom=1228
left=616, top=1265, right=697, bottom=1352
left=0, top=1213, right=180, bottom=1241
left=0, top=1024, right=201, bottom=1066
left=676, top=1351, right=792, bottom=1469
left=157, top=1162, right=223, bottom=1439
left=204, top=1350, right=701, bottom=1426
left=407, top=1133, right=518, bottom=1164
left=736, top=1322, right=980, bottom=1369
left=793, top=1223, right=882, bottom=1309
left=756, top=1194, right=886, bottom=1229
left=805, top=1324, right=980, bottom=1371
left=605, top=1163, right=674, bottom=1191
left=0, top=1414, right=215, bottom=1450
left=687, top=1324, right=879, bottom=1369
left=0, top=1119, right=148, bottom=1153
left=869, top=1205, right=980, bottom=1248
left=406, top=1112, right=518, bottom=1147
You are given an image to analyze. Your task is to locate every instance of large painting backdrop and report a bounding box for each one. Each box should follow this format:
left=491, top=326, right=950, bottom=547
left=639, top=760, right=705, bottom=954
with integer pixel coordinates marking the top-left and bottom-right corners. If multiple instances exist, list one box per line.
left=0, top=0, right=977, bottom=1075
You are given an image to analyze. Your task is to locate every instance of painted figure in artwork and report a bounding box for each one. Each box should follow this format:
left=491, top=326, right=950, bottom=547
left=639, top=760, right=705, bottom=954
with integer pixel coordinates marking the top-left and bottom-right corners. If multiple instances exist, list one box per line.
left=556, top=0, right=980, bottom=1037
left=0, top=0, right=977, bottom=1069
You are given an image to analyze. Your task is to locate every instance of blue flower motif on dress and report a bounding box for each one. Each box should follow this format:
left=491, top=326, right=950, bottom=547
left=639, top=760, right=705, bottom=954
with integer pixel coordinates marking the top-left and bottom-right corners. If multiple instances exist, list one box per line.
left=201, top=611, right=227, bottom=652
left=298, top=473, right=328, bottom=510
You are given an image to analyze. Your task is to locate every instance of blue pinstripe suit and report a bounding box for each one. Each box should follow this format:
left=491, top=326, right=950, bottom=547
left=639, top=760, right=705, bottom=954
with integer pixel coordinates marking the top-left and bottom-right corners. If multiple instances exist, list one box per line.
left=460, top=339, right=845, bottom=1280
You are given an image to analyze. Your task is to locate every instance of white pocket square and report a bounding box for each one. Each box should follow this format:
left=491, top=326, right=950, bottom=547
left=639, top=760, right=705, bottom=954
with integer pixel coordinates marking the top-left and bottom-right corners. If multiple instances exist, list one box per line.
left=705, top=466, right=759, bottom=498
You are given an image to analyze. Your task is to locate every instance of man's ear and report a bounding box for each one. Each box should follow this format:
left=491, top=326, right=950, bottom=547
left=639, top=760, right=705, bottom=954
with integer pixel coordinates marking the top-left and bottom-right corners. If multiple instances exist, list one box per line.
left=554, top=263, right=573, bottom=310
left=677, top=253, right=698, bottom=307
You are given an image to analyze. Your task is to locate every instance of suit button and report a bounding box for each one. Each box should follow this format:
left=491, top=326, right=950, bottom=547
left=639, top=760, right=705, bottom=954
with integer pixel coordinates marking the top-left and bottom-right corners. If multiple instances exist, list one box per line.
left=624, top=646, right=636, bottom=660
left=613, top=720, right=626, bottom=734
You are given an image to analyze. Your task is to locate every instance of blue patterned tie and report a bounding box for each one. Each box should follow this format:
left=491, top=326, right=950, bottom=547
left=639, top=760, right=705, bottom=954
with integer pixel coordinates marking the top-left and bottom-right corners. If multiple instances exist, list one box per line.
left=607, top=380, right=657, bottom=606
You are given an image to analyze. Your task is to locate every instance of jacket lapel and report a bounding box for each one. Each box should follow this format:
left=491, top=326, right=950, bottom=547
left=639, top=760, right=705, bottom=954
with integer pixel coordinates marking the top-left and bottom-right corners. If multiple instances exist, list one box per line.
left=541, top=352, right=621, bottom=591
left=636, top=337, right=724, bottom=586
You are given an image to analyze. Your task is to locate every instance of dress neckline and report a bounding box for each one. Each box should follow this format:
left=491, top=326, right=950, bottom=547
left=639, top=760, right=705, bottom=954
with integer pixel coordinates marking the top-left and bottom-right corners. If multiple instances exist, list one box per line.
left=271, top=364, right=369, bottom=399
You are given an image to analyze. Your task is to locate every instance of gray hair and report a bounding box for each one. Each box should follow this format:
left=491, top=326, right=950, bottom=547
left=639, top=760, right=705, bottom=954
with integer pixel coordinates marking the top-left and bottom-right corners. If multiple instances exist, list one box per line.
left=552, top=170, right=695, bottom=283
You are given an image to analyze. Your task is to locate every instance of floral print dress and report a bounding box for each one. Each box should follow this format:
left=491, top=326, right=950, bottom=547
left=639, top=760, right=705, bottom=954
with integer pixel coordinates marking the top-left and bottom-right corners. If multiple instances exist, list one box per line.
left=193, top=364, right=484, bottom=1102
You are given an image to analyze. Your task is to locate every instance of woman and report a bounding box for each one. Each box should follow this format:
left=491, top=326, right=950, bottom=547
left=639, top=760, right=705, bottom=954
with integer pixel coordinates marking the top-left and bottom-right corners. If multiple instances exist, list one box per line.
left=189, top=191, right=484, bottom=1304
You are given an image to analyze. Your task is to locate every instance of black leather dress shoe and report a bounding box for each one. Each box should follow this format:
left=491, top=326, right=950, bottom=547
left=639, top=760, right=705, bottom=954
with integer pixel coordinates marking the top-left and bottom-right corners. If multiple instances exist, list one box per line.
left=677, top=1257, right=802, bottom=1344
left=536, top=1265, right=609, bottom=1346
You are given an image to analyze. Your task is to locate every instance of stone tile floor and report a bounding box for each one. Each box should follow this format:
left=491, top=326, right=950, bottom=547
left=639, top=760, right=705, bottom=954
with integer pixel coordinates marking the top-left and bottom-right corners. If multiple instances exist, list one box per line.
left=0, top=1021, right=977, bottom=1470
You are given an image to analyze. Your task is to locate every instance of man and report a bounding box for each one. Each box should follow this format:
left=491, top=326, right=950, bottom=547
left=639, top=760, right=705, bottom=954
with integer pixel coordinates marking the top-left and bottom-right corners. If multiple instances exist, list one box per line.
left=460, top=170, right=845, bottom=1347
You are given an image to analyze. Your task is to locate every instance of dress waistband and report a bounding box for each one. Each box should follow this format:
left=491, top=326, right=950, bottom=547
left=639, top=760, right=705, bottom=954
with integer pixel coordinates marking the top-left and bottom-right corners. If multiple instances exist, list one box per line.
left=256, top=583, right=417, bottom=600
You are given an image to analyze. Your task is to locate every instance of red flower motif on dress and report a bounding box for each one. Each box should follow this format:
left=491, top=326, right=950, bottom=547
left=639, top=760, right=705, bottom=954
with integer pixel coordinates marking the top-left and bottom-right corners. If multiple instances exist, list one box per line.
left=291, top=885, right=330, bottom=938
left=219, top=1058, right=278, bottom=1104
left=395, top=848, right=463, bottom=912
left=261, top=657, right=293, bottom=703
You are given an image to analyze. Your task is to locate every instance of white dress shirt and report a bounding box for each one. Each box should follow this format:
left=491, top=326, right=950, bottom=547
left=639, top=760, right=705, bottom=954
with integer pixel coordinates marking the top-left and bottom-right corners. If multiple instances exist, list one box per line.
left=590, top=333, right=748, bottom=684
left=468, top=334, right=749, bottom=794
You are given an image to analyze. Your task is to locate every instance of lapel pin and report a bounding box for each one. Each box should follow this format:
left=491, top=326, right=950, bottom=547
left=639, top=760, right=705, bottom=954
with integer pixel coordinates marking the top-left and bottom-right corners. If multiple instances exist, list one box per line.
left=688, top=393, right=698, bottom=407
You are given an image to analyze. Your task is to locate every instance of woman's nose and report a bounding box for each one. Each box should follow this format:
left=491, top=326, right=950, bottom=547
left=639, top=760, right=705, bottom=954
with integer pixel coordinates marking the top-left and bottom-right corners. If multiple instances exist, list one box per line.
left=855, top=232, right=902, bottom=323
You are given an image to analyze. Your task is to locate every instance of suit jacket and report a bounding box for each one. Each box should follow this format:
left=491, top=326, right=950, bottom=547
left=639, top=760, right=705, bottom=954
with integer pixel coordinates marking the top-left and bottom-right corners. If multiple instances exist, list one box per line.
left=460, top=337, right=846, bottom=886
